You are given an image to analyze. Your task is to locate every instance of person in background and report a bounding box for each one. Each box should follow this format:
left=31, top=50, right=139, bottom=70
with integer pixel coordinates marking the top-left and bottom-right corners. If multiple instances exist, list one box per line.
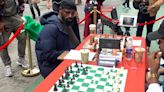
left=28, top=0, right=41, bottom=19
left=35, top=0, right=80, bottom=78
left=146, top=20, right=164, bottom=92
left=148, top=0, right=164, bottom=16
left=122, top=0, right=130, bottom=8
left=17, top=0, right=25, bottom=16
left=0, top=0, right=28, bottom=77
left=135, top=0, right=160, bottom=52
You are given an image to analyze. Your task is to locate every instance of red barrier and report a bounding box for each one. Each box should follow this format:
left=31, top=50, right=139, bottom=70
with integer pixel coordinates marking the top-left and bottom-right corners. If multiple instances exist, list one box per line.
left=137, top=16, right=164, bottom=26
left=78, top=12, right=92, bottom=25
left=99, top=12, right=119, bottom=24
left=0, top=23, right=24, bottom=51
left=99, top=11, right=164, bottom=26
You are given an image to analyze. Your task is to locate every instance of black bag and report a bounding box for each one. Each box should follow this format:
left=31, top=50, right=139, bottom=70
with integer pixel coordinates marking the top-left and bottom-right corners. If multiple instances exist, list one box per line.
left=133, top=0, right=141, bottom=9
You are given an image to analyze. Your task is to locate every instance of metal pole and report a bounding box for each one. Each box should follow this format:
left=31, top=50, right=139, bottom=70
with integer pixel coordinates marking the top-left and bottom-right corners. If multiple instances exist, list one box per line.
left=27, top=34, right=33, bottom=71
left=22, top=33, right=40, bottom=77
left=93, top=6, right=97, bottom=33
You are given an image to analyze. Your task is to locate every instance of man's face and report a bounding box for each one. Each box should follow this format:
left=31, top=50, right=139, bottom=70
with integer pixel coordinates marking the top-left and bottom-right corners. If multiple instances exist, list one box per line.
left=158, top=39, right=164, bottom=57
left=59, top=8, right=76, bottom=25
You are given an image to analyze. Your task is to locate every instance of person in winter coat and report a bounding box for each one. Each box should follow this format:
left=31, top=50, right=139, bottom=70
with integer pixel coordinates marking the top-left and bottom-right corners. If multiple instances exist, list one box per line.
left=35, top=0, right=80, bottom=78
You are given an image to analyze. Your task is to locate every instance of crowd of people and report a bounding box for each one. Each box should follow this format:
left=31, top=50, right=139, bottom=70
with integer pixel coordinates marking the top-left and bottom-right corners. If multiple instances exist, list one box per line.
left=0, top=0, right=164, bottom=91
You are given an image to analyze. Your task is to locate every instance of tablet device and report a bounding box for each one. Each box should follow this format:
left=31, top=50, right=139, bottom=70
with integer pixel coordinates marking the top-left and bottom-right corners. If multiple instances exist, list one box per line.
left=119, top=15, right=137, bottom=27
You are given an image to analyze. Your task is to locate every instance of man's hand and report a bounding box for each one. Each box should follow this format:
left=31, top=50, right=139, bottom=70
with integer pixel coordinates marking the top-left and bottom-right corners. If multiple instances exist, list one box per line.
left=149, top=50, right=161, bottom=73
left=147, top=5, right=156, bottom=16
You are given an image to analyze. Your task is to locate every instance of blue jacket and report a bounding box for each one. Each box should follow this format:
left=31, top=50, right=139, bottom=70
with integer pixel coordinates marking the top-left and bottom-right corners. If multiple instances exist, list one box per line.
left=35, top=12, right=72, bottom=78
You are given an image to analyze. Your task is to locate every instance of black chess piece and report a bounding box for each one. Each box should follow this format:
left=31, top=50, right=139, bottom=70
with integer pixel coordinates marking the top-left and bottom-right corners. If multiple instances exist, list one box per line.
left=73, top=74, right=75, bottom=80
left=63, top=85, right=66, bottom=92
left=53, top=84, right=58, bottom=91
left=70, top=65, right=72, bottom=70
left=58, top=79, right=62, bottom=87
left=65, top=73, right=68, bottom=79
left=82, top=68, right=87, bottom=75
left=85, top=67, right=88, bottom=71
left=62, top=78, right=65, bottom=83
left=70, top=68, right=73, bottom=73
left=67, top=82, right=70, bottom=88
left=70, top=78, right=74, bottom=84
left=75, top=71, right=78, bottom=77
left=75, top=62, right=78, bottom=67
left=62, top=75, right=64, bottom=79
left=70, top=66, right=73, bottom=73
left=77, top=68, right=80, bottom=73
left=81, top=62, right=83, bottom=67
left=66, top=67, right=69, bottom=71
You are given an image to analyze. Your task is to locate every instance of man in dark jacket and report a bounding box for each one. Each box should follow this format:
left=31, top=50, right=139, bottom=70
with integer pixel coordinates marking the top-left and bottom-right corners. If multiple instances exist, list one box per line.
left=46, top=0, right=81, bottom=42
left=35, top=0, right=80, bottom=78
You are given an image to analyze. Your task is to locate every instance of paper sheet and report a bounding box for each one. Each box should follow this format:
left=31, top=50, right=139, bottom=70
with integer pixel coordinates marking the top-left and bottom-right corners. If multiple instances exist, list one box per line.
left=64, top=50, right=96, bottom=61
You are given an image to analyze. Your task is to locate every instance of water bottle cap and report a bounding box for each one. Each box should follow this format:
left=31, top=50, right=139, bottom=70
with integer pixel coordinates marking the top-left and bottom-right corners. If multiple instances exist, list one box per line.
left=98, top=19, right=101, bottom=22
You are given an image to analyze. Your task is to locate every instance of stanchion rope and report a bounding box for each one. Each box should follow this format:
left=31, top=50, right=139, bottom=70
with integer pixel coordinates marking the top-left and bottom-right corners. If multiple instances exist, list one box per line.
left=0, top=23, right=24, bottom=51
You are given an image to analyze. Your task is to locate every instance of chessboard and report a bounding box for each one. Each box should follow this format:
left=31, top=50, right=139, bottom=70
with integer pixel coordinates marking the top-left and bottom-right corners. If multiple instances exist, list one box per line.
left=49, top=62, right=128, bottom=92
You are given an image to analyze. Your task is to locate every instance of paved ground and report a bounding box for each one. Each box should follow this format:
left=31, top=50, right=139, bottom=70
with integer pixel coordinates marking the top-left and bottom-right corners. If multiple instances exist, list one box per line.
left=0, top=0, right=163, bottom=92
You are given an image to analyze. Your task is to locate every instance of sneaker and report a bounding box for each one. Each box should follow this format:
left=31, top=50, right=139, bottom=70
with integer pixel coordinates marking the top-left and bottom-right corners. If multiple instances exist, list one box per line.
left=16, top=58, right=29, bottom=69
left=5, top=65, right=13, bottom=77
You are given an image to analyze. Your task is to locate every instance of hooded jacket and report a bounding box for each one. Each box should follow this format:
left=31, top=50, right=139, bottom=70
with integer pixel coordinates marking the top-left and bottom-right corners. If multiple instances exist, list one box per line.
left=35, top=12, right=72, bottom=78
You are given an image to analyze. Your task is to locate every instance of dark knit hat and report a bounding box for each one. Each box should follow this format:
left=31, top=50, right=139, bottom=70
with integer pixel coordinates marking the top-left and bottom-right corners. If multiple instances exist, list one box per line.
left=60, top=0, right=77, bottom=10
left=148, top=20, right=164, bottom=40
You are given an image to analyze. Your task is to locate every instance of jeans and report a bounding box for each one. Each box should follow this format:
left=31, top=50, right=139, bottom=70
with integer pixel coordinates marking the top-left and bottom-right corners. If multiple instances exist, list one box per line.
left=136, top=13, right=156, bottom=47
left=0, top=27, right=26, bottom=66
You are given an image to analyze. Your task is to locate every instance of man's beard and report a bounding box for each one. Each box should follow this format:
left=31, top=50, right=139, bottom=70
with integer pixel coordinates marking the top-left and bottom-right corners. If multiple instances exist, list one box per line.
left=64, top=20, right=73, bottom=26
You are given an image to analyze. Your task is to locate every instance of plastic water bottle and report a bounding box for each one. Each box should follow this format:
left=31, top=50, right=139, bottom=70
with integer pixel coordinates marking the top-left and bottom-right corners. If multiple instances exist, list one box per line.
left=97, top=19, right=102, bottom=34
left=126, top=37, right=133, bottom=60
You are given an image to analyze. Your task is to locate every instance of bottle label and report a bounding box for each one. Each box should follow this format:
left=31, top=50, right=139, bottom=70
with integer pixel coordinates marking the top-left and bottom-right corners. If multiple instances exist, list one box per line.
left=126, top=48, right=132, bottom=60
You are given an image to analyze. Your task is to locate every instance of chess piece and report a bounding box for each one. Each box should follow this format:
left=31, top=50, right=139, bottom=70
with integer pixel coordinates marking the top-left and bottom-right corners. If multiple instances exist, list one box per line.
left=70, top=67, right=73, bottom=73
left=62, top=75, right=64, bottom=79
left=81, top=62, right=83, bottom=67
left=77, top=68, right=80, bottom=73
left=58, top=79, right=62, bottom=87
left=53, top=84, right=58, bottom=91
left=67, top=82, right=70, bottom=88
left=66, top=67, right=69, bottom=71
left=82, top=68, right=87, bottom=75
left=62, top=78, right=65, bottom=83
left=75, top=62, right=78, bottom=67
left=70, top=78, right=74, bottom=84
left=70, top=65, right=72, bottom=70
left=63, top=85, right=66, bottom=92
left=85, top=67, right=88, bottom=71
left=75, top=71, right=78, bottom=77
left=73, top=74, right=75, bottom=80
left=65, top=73, right=68, bottom=79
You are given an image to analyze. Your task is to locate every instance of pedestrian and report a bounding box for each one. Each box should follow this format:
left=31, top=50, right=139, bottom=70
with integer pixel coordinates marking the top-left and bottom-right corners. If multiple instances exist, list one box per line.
left=0, top=0, right=29, bottom=77
left=122, top=0, right=130, bottom=8
left=26, top=0, right=41, bottom=19
left=135, top=0, right=160, bottom=51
